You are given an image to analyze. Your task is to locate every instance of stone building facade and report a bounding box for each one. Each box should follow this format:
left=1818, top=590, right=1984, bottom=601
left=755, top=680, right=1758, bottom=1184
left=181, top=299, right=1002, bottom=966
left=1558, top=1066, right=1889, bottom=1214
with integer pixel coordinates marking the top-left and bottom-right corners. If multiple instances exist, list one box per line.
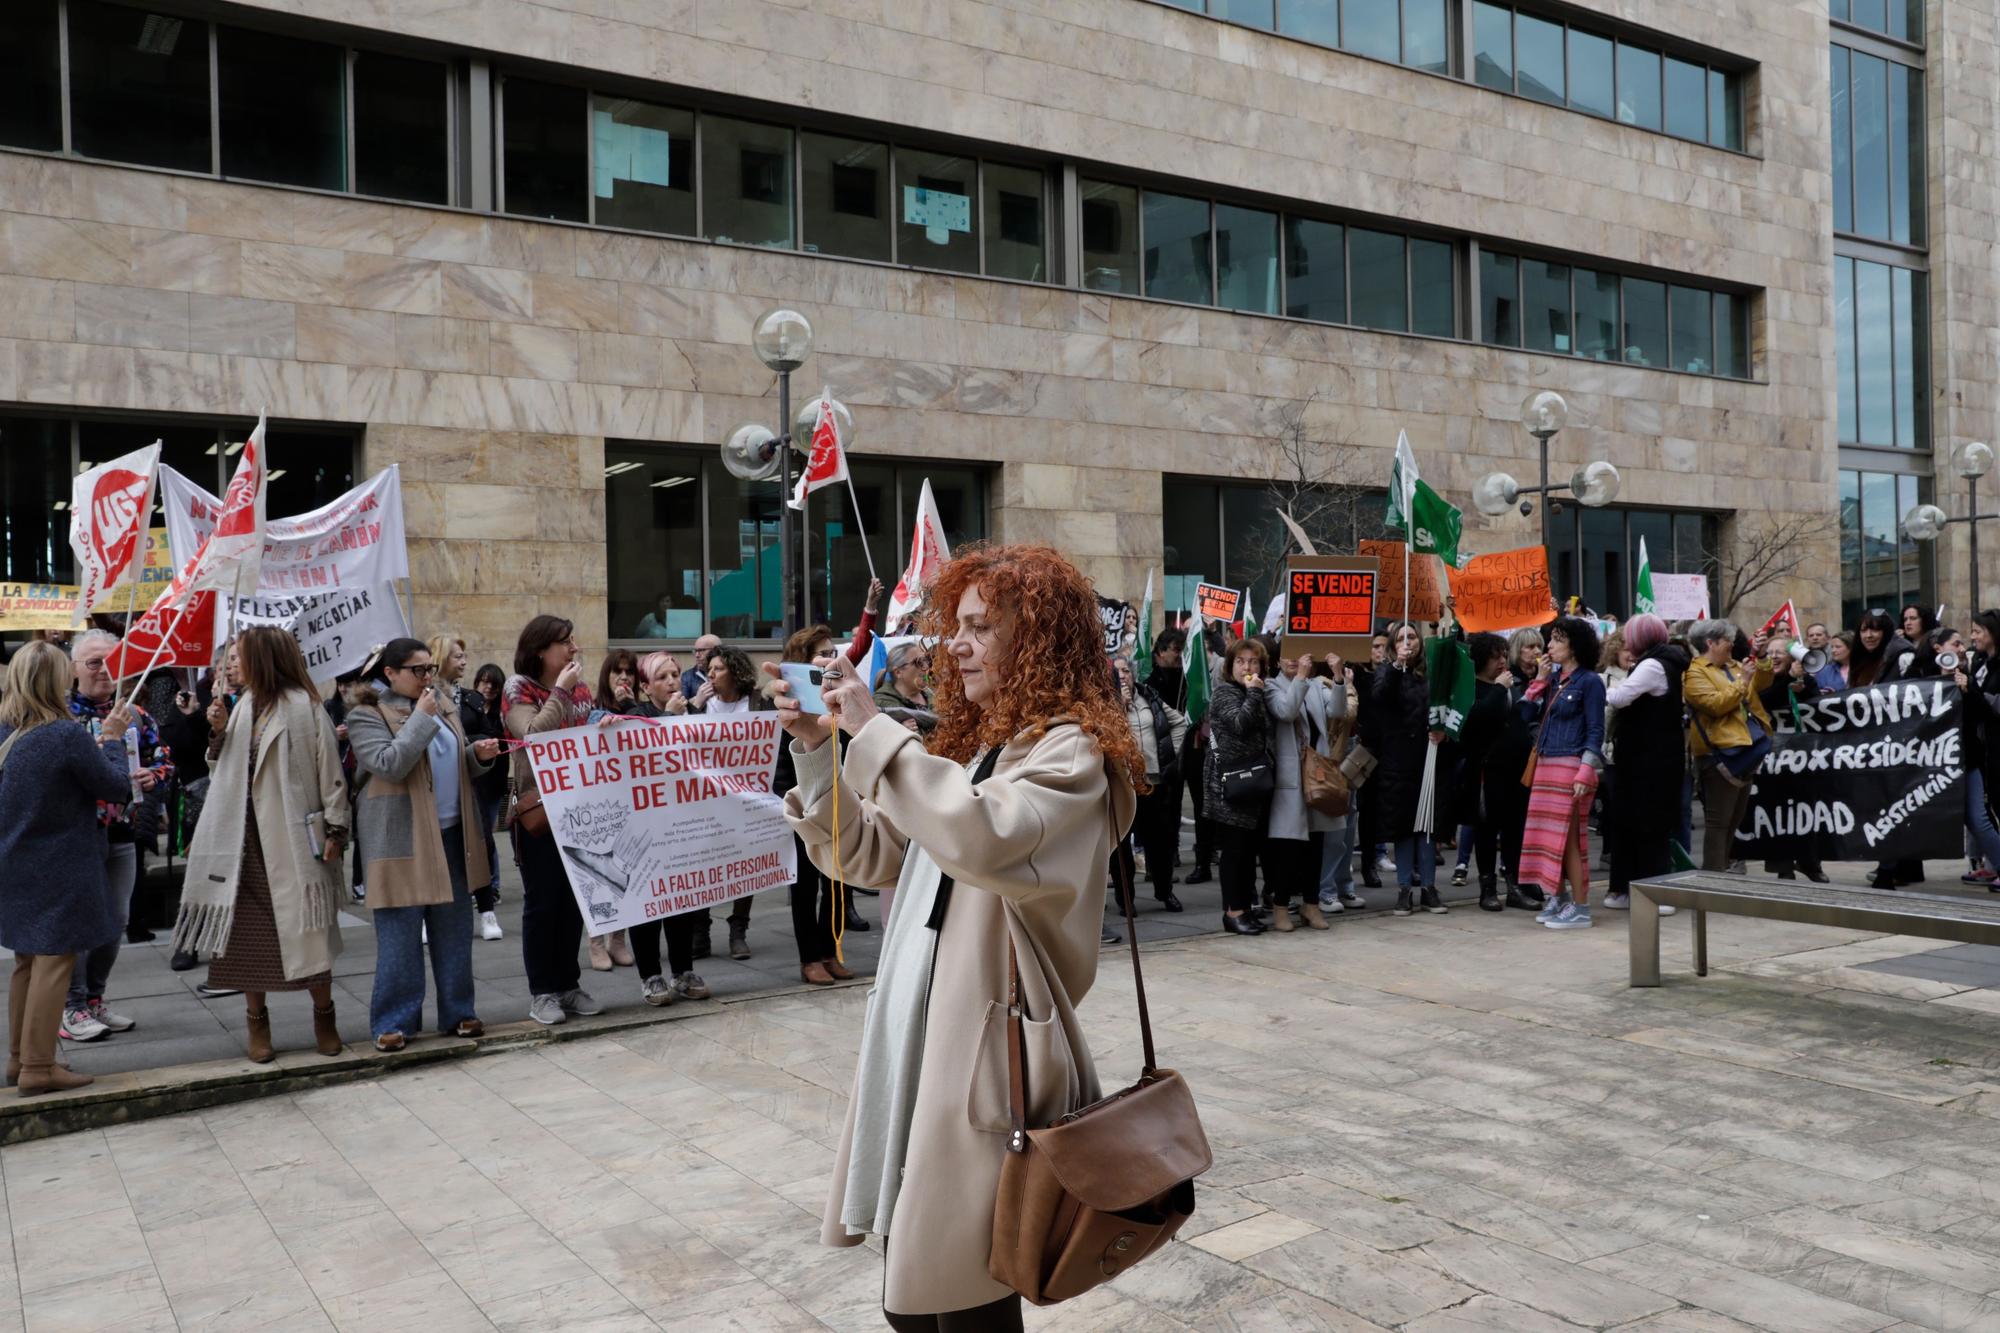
left=0, top=0, right=1991, bottom=665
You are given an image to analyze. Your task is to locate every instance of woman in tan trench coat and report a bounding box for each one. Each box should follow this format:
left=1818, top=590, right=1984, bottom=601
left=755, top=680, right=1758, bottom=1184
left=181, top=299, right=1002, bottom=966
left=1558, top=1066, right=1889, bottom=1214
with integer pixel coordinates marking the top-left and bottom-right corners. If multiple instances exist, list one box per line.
left=773, top=545, right=1143, bottom=1331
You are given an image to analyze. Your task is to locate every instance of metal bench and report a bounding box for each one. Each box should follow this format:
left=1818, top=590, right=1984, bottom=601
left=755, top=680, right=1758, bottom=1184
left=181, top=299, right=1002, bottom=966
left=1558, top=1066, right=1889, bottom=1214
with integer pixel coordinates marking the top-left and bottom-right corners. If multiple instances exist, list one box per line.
left=1629, top=871, right=2000, bottom=987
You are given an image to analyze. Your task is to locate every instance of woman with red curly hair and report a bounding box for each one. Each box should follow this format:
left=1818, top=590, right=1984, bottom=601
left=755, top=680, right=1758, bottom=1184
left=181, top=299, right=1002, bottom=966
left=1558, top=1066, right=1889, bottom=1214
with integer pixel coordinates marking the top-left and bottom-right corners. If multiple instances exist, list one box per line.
left=770, top=543, right=1142, bottom=1330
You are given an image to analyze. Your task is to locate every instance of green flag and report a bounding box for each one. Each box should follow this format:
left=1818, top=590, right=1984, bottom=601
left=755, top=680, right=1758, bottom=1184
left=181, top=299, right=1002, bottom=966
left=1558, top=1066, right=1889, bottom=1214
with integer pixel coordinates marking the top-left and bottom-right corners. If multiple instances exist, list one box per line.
left=1669, top=840, right=1697, bottom=872
left=1184, top=611, right=1211, bottom=724
left=1242, top=594, right=1258, bottom=637
left=1135, top=569, right=1156, bottom=683
left=1385, top=431, right=1466, bottom=569
left=1634, top=535, right=1656, bottom=616
left=1424, top=637, right=1475, bottom=738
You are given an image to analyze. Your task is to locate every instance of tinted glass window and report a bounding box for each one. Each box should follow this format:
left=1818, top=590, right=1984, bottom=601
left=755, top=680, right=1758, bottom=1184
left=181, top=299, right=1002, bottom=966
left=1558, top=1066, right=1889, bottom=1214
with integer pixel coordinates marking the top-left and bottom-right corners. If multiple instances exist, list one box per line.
left=1831, top=46, right=1853, bottom=233
left=1887, top=62, right=1921, bottom=245
left=593, top=96, right=694, bottom=236
left=1853, top=258, right=1891, bottom=445
left=263, top=428, right=357, bottom=518
left=1714, top=291, right=1747, bottom=378
left=1284, top=217, right=1346, bottom=322
left=1211, top=0, right=1275, bottom=27
left=1343, top=0, right=1400, bottom=63
left=802, top=133, right=890, bottom=262
left=219, top=27, right=346, bottom=190
left=1835, top=258, right=1857, bottom=441
left=1568, top=30, right=1614, bottom=118
left=1616, top=44, right=1662, bottom=130
left=68, top=1, right=212, bottom=172
left=1621, top=278, right=1667, bottom=367
left=1710, top=69, right=1741, bottom=149
left=895, top=148, right=976, bottom=273
left=1215, top=204, right=1278, bottom=315
left=1402, top=0, right=1449, bottom=74
left=1516, top=15, right=1565, bottom=105
left=1668, top=285, right=1713, bottom=373
left=1848, top=48, right=1888, bottom=238
left=1472, top=2, right=1513, bottom=91
left=1081, top=180, right=1139, bottom=294
left=354, top=52, right=450, bottom=205
left=703, top=116, right=793, bottom=249
left=502, top=78, right=587, bottom=222
left=984, top=162, right=1049, bottom=282
left=1893, top=265, right=1924, bottom=447
left=607, top=450, right=703, bottom=640
left=0, top=1, right=62, bottom=152
left=1479, top=250, right=1518, bottom=345
left=1349, top=229, right=1407, bottom=331
left=1664, top=57, right=1707, bottom=140
left=1574, top=267, right=1620, bottom=360
left=1281, top=0, right=1341, bottom=47
left=1409, top=238, right=1454, bottom=336
left=1522, top=258, right=1571, bottom=353
left=1143, top=192, right=1212, bottom=305
left=0, top=416, right=69, bottom=583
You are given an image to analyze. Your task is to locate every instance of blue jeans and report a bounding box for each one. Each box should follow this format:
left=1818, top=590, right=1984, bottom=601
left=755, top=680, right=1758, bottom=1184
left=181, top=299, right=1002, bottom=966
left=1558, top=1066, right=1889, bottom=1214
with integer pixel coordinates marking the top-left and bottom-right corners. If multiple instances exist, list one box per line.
left=370, top=830, right=477, bottom=1038
left=1393, top=836, right=1436, bottom=889
left=1318, top=812, right=1355, bottom=904
left=1967, top=770, right=2000, bottom=870
left=1453, top=822, right=1476, bottom=869
left=474, top=789, right=506, bottom=911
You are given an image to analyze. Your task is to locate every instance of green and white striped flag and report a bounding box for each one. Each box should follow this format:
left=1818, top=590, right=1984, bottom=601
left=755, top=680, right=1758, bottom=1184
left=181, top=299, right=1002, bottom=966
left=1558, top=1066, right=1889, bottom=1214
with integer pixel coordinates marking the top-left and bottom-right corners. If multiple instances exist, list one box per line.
left=1385, top=431, right=1466, bottom=570
left=1135, top=569, right=1156, bottom=682
left=1634, top=536, right=1657, bottom=616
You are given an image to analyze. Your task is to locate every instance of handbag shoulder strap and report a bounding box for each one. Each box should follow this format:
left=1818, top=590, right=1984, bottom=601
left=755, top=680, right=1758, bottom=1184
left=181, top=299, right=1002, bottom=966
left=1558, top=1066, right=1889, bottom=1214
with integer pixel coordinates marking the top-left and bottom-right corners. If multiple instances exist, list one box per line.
left=1007, top=762, right=1155, bottom=1153
left=1529, top=675, right=1564, bottom=754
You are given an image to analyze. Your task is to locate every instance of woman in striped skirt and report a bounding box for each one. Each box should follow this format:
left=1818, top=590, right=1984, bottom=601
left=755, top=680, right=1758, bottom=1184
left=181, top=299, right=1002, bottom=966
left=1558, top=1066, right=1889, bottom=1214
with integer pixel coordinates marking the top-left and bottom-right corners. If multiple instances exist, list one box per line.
left=1517, top=617, right=1606, bottom=931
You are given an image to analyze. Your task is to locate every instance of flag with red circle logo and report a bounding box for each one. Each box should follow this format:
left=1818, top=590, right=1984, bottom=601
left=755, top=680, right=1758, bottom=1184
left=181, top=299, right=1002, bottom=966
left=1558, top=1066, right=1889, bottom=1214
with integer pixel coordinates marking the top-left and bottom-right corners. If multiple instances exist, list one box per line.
left=787, top=390, right=850, bottom=513
left=68, top=442, right=162, bottom=624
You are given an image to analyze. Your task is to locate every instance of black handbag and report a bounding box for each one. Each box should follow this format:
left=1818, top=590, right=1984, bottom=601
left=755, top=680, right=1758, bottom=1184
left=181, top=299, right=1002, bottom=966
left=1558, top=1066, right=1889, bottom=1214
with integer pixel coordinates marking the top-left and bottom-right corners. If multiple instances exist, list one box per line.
left=1220, top=761, right=1274, bottom=801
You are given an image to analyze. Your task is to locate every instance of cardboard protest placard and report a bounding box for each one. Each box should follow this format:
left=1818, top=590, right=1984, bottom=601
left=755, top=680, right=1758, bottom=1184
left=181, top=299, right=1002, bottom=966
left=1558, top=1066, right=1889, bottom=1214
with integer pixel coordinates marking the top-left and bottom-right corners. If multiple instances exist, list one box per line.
left=524, top=715, right=796, bottom=936
left=1278, top=555, right=1379, bottom=663
left=1194, top=582, right=1243, bottom=625
left=230, top=583, right=408, bottom=681
left=0, top=583, right=82, bottom=632
left=1447, top=546, right=1556, bottom=633
left=1652, top=573, right=1711, bottom=621
left=1358, top=539, right=1443, bottom=622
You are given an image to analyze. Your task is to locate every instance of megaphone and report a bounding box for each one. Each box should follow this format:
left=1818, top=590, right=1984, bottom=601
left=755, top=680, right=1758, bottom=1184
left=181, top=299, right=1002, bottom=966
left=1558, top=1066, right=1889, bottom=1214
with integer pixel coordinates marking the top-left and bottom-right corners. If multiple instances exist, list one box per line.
left=1800, top=648, right=1828, bottom=675
left=1938, top=650, right=1962, bottom=674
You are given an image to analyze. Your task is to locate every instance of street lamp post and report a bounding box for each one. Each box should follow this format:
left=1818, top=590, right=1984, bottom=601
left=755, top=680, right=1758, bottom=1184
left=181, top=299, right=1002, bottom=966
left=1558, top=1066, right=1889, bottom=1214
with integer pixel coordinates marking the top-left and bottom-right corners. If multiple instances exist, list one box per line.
left=722, top=309, right=815, bottom=638
left=1903, top=440, right=1996, bottom=611
left=1474, top=391, right=1622, bottom=598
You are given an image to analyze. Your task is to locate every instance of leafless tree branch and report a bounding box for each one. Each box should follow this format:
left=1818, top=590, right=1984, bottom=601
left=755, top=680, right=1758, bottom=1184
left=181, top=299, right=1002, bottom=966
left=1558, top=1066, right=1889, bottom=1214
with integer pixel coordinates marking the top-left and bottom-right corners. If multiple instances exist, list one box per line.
left=1231, top=398, right=1383, bottom=603
left=1702, top=512, right=1837, bottom=618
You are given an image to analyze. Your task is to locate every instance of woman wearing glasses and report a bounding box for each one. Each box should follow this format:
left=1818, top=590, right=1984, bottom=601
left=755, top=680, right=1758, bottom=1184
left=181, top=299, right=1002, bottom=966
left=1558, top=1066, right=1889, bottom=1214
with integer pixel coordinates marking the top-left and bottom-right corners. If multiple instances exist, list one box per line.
left=347, top=638, right=503, bottom=1050
left=873, top=642, right=934, bottom=716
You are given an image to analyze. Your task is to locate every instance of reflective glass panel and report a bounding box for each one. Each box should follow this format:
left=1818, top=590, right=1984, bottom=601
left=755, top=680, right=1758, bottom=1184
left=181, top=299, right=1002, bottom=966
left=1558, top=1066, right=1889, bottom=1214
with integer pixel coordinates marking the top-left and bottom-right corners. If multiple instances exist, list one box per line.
left=805, top=461, right=896, bottom=629
left=1281, top=0, right=1341, bottom=47
left=1710, top=69, right=1742, bottom=149
left=1888, top=62, right=1922, bottom=245
left=262, top=428, right=356, bottom=520
left=1143, top=192, right=1212, bottom=305
left=983, top=162, right=1049, bottom=282
left=1472, top=2, right=1513, bottom=91
left=1836, top=258, right=1857, bottom=442
left=1616, top=43, right=1662, bottom=130
left=502, top=78, right=587, bottom=222
left=1410, top=238, right=1454, bottom=336
left=1162, top=480, right=1222, bottom=600
left=354, top=52, right=450, bottom=205
left=1568, top=30, right=1614, bottom=119
left=0, top=416, right=69, bottom=583
left=705, top=459, right=782, bottom=640
left=1402, top=0, right=1449, bottom=74
left=1080, top=180, right=1139, bottom=293
left=1714, top=291, right=1747, bottom=378
left=1850, top=49, right=1889, bottom=237
left=1669, top=285, right=1713, bottom=374
left=1349, top=228, right=1408, bottom=331
left=1212, top=0, right=1275, bottom=27
left=1854, top=258, right=1892, bottom=446
left=68, top=1, right=212, bottom=172
left=1621, top=278, right=1667, bottom=367
left=1215, top=204, right=1279, bottom=314
left=606, top=449, right=702, bottom=640
left=1516, top=15, right=1566, bottom=105
left=1862, top=471, right=1895, bottom=606
left=1831, top=45, right=1853, bottom=233
left=1574, top=268, right=1620, bottom=361
left=894, top=147, right=977, bottom=273
left=702, top=116, right=793, bottom=249
left=1849, top=0, right=1886, bottom=30
left=0, top=1, right=61, bottom=152
left=1892, top=266, right=1924, bottom=448
left=1284, top=217, right=1346, bottom=322
left=592, top=96, right=694, bottom=236
left=1522, top=258, right=1571, bottom=354
left=802, top=133, right=890, bottom=262
left=1664, top=57, right=1707, bottom=140
left=1839, top=470, right=1863, bottom=629
left=1480, top=250, right=1519, bottom=346
left=219, top=27, right=346, bottom=190
left=1343, top=0, right=1400, bottom=63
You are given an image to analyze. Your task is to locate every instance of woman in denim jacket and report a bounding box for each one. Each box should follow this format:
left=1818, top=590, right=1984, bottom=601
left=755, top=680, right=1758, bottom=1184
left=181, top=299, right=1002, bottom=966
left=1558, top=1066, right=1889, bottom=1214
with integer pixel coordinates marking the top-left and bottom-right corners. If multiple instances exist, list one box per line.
left=1517, top=617, right=1606, bottom=930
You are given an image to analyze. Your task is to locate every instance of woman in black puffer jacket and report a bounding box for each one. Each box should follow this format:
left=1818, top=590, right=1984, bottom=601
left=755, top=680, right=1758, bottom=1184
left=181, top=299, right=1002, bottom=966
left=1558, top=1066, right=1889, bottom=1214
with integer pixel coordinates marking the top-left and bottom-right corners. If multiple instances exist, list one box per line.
left=1204, top=637, right=1274, bottom=936
left=1363, top=621, right=1439, bottom=916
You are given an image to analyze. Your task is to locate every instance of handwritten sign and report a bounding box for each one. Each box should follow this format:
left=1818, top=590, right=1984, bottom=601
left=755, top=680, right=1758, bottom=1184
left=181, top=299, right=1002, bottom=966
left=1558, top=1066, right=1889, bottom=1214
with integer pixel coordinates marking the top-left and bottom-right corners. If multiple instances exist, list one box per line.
left=1358, top=540, right=1443, bottom=623
left=1447, top=546, right=1555, bottom=633
left=1097, top=596, right=1132, bottom=657
left=1278, top=555, right=1379, bottom=662
left=1653, top=573, right=1711, bottom=621
left=1195, top=582, right=1244, bottom=625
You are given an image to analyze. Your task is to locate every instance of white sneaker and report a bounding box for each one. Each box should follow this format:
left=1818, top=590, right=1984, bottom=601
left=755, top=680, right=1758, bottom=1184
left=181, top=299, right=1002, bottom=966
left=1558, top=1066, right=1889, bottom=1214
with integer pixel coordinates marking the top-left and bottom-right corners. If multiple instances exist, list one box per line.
left=1375, top=853, right=1397, bottom=874
left=528, top=993, right=566, bottom=1025
left=1317, top=894, right=1344, bottom=913
left=1659, top=904, right=1678, bottom=916
left=1601, top=892, right=1631, bottom=911
left=88, top=999, right=135, bottom=1032
left=60, top=1007, right=108, bottom=1042
left=479, top=911, right=504, bottom=941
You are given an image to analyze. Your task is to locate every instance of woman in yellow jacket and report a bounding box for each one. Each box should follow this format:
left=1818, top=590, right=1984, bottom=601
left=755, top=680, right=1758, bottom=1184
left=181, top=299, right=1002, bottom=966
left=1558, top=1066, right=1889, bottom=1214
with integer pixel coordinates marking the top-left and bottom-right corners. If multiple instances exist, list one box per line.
left=1683, top=620, right=1775, bottom=871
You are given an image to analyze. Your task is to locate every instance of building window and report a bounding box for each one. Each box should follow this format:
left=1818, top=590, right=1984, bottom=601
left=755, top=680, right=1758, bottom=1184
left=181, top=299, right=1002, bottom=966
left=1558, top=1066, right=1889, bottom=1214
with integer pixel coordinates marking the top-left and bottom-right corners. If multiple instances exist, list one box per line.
left=218, top=27, right=348, bottom=191
left=1831, top=0, right=1921, bottom=45
left=0, top=416, right=70, bottom=585
left=1480, top=249, right=1748, bottom=376
left=1284, top=217, right=1346, bottom=322
left=354, top=52, right=451, bottom=205
left=1082, top=181, right=1141, bottom=294
left=703, top=115, right=794, bottom=249
left=1834, top=256, right=1926, bottom=448
left=1166, top=0, right=1452, bottom=75
left=1831, top=43, right=1923, bottom=245
left=605, top=447, right=986, bottom=643
left=0, top=0, right=62, bottom=153
left=501, top=77, right=588, bottom=222
left=1216, top=204, right=1280, bottom=315
left=66, top=0, right=213, bottom=172
left=1545, top=504, right=1718, bottom=618
left=1472, top=2, right=1513, bottom=92
left=1840, top=469, right=1931, bottom=628
left=984, top=163, right=1050, bottom=282
left=802, top=132, right=891, bottom=262
left=1614, top=43, right=1661, bottom=131
left=1143, top=192, right=1213, bottom=305
left=1567, top=30, right=1614, bottom=119
left=897, top=148, right=977, bottom=274
left=1163, top=476, right=1391, bottom=626
left=593, top=95, right=694, bottom=236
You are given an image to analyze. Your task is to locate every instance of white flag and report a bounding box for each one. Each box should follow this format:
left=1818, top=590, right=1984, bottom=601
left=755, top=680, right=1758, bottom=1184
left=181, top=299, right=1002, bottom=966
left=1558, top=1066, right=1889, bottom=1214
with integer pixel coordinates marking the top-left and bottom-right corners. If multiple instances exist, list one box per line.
left=886, top=479, right=952, bottom=634
left=184, top=415, right=268, bottom=596
left=787, top=389, right=851, bottom=512
left=158, top=461, right=408, bottom=594
left=69, top=442, right=162, bottom=623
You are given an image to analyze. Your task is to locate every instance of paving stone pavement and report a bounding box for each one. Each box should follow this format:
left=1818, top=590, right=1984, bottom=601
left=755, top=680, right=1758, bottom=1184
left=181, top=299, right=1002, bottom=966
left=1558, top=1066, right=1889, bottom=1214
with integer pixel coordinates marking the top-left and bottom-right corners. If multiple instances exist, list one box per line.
left=5, top=869, right=2000, bottom=1331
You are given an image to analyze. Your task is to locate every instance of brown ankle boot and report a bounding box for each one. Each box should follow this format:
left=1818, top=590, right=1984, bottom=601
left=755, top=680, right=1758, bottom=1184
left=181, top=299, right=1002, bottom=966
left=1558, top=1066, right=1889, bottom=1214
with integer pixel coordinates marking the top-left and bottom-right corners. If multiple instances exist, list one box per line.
left=19, top=954, right=92, bottom=1096
left=824, top=957, right=854, bottom=981
left=245, top=1006, right=275, bottom=1063
left=800, top=961, right=835, bottom=986
left=313, top=1002, right=342, bottom=1057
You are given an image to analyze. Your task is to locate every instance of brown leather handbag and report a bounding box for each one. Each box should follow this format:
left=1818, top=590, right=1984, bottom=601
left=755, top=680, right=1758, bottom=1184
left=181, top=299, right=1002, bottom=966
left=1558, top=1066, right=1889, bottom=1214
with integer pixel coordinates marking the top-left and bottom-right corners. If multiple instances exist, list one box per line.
left=1300, top=710, right=1352, bottom=817
left=988, top=835, right=1212, bottom=1306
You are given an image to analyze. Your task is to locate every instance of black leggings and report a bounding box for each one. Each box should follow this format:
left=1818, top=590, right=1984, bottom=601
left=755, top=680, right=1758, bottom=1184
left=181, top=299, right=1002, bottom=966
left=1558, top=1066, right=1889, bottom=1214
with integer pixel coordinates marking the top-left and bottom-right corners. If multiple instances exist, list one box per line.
left=792, top=836, right=838, bottom=965
left=1217, top=823, right=1260, bottom=913
left=628, top=914, right=698, bottom=980
left=883, top=1295, right=1023, bottom=1332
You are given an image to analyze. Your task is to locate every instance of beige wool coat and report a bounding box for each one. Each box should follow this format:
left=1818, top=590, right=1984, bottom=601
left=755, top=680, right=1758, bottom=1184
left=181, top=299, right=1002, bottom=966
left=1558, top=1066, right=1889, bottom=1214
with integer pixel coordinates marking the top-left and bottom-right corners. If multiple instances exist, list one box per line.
left=786, top=713, right=1136, bottom=1315
left=345, top=686, right=493, bottom=910
left=179, top=689, right=349, bottom=980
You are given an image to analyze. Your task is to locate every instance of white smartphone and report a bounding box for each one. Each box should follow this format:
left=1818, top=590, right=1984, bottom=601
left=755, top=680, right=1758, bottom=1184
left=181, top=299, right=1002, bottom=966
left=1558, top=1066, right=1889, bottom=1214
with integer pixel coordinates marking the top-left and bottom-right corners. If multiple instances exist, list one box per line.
left=777, top=662, right=830, bottom=714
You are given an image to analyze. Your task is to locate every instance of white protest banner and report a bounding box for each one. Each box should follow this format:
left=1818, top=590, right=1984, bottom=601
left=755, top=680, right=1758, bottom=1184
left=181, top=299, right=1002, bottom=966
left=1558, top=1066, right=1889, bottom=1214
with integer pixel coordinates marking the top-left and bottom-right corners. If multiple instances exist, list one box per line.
left=1652, top=573, right=1712, bottom=621
left=524, top=716, right=796, bottom=936
left=230, top=583, right=408, bottom=680
left=159, top=463, right=408, bottom=594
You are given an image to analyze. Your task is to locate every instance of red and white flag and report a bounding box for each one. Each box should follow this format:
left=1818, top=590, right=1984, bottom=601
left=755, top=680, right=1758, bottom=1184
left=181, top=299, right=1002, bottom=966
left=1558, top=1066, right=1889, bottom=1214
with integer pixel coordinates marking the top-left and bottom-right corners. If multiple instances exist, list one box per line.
left=1758, top=600, right=1800, bottom=641
left=886, top=479, right=952, bottom=634
left=103, top=590, right=218, bottom=678
left=69, top=442, right=162, bottom=624
left=787, top=390, right=849, bottom=512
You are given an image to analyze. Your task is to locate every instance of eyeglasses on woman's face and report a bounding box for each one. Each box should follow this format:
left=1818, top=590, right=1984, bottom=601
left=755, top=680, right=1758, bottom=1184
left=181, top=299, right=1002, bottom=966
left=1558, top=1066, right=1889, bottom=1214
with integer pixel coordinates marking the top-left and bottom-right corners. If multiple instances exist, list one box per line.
left=396, top=662, right=438, bottom=678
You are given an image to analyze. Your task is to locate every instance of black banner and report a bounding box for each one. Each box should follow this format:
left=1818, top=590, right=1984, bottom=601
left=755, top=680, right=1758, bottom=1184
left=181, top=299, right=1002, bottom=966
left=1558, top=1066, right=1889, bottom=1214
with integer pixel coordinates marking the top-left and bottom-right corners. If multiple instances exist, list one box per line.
left=1734, top=679, right=1965, bottom=863
left=1097, top=596, right=1131, bottom=657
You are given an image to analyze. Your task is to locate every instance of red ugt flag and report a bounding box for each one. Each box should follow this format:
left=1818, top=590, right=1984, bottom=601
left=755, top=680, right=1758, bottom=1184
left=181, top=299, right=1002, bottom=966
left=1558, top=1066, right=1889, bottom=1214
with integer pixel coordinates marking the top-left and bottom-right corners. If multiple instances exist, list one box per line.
left=787, top=391, right=849, bottom=512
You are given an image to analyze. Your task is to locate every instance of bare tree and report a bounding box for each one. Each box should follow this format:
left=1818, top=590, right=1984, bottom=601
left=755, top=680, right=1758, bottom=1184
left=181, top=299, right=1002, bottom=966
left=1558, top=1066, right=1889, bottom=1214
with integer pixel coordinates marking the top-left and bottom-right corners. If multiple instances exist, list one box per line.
left=1702, top=512, right=1837, bottom=619
left=1219, top=399, right=1383, bottom=610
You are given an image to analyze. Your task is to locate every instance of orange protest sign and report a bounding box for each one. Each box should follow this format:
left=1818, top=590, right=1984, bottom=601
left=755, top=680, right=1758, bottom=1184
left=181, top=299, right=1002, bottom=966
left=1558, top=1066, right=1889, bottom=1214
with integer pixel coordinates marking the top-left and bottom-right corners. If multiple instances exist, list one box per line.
left=1278, top=555, right=1379, bottom=663
left=1446, top=546, right=1556, bottom=632
left=1358, top=540, right=1443, bottom=622
left=1194, top=582, right=1243, bottom=624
